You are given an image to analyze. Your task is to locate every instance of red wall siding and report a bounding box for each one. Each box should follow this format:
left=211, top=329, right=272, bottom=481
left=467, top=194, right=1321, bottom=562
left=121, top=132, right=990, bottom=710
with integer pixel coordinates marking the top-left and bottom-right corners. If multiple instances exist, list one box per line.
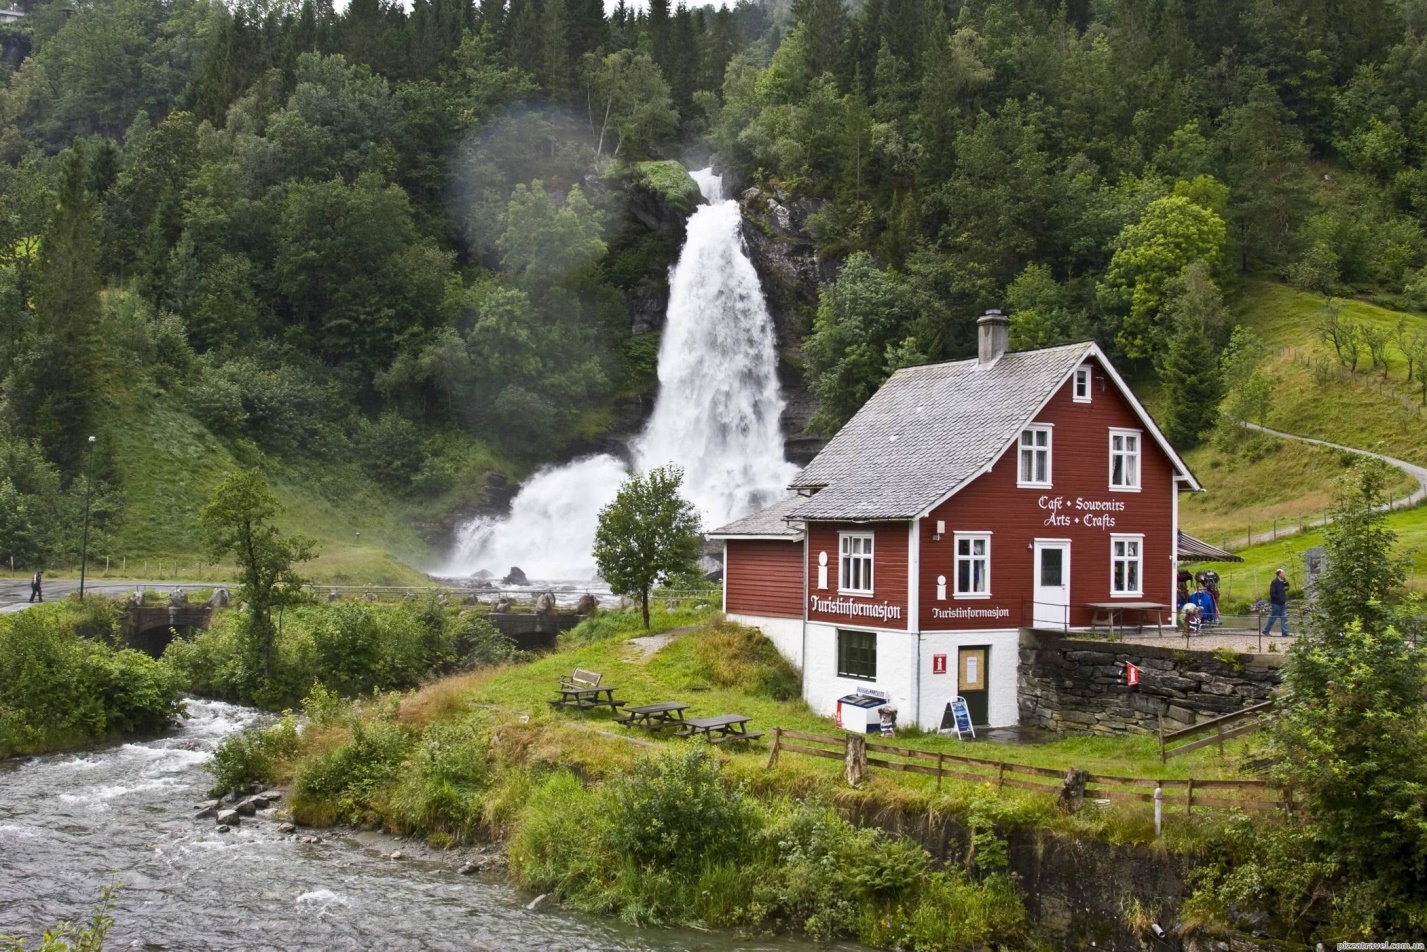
left=725, top=540, right=805, bottom=619
left=919, top=357, right=1175, bottom=630
left=805, top=522, right=909, bottom=630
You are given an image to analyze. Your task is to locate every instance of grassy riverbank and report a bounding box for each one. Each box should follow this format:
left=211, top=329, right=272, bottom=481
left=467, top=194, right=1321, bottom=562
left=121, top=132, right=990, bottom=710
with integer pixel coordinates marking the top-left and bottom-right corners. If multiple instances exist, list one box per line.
left=205, top=602, right=1271, bottom=948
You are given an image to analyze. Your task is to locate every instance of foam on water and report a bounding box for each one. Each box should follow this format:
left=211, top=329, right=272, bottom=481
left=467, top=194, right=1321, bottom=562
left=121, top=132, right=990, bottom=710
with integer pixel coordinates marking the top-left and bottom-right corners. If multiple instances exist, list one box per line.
left=443, top=168, right=796, bottom=579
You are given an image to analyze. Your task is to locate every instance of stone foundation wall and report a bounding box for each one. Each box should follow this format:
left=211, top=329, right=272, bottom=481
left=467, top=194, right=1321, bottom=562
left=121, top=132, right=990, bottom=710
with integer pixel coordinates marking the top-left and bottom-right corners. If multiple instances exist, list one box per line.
left=1017, top=629, right=1283, bottom=733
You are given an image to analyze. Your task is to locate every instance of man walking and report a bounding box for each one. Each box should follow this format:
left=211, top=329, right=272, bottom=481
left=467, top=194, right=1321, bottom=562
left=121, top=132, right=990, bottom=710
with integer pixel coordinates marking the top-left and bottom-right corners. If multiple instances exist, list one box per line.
left=28, top=568, right=42, bottom=603
left=1262, top=567, right=1289, bottom=636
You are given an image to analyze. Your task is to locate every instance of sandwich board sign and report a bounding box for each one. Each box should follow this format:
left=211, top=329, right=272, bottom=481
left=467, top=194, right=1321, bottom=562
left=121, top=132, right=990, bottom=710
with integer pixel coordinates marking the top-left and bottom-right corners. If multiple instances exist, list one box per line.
left=938, top=696, right=975, bottom=739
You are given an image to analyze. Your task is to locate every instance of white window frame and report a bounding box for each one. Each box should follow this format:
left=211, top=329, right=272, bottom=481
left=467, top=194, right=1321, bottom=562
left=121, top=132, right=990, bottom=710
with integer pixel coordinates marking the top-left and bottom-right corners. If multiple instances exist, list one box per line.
left=953, top=532, right=991, bottom=599
left=838, top=531, right=875, bottom=595
left=1073, top=366, right=1092, bottom=403
left=1017, top=424, right=1053, bottom=488
left=1110, top=534, right=1144, bottom=597
left=1109, top=428, right=1142, bottom=492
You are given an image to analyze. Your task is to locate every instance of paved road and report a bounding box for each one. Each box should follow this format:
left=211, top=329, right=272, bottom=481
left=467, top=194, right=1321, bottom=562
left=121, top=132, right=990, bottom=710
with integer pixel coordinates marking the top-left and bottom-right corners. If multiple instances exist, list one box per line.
left=1232, top=422, right=1427, bottom=549
left=0, top=579, right=205, bottom=614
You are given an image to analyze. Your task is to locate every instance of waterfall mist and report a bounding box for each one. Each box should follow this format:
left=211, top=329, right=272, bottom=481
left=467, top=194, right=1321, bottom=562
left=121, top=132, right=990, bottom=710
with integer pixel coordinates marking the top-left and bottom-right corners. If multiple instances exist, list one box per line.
left=443, top=169, right=797, bottom=580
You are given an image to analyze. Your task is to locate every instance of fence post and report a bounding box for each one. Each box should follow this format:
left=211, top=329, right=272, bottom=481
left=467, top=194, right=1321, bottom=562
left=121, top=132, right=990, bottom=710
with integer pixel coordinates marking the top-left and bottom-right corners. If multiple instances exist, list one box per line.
left=1154, top=783, right=1163, bottom=837
left=765, top=727, right=782, bottom=769
left=936, top=752, right=944, bottom=792
left=844, top=733, right=866, bottom=787
left=996, top=761, right=1005, bottom=794
left=1158, top=714, right=1166, bottom=762
left=1187, top=777, right=1194, bottom=816
left=1217, top=722, right=1225, bottom=756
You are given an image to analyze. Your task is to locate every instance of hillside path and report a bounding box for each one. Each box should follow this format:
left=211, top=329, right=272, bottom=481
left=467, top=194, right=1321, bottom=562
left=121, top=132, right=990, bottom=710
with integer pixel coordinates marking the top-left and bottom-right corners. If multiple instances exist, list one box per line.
left=1228, top=422, right=1427, bottom=549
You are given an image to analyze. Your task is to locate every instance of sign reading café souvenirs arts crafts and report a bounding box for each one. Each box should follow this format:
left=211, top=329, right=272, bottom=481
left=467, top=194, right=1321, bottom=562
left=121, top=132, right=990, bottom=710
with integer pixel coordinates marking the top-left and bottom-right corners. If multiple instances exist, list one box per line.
left=1037, top=494, right=1129, bottom=530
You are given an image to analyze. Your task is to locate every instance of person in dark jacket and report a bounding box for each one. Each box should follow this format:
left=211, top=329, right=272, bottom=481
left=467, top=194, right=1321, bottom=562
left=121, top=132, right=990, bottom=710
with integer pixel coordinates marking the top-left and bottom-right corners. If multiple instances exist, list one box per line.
left=28, top=569, right=42, bottom=603
left=1261, top=568, right=1289, bottom=636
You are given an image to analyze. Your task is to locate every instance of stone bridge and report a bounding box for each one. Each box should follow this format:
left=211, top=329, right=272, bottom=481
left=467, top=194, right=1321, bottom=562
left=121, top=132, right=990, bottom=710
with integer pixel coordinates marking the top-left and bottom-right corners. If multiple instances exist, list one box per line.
left=124, top=605, right=214, bottom=657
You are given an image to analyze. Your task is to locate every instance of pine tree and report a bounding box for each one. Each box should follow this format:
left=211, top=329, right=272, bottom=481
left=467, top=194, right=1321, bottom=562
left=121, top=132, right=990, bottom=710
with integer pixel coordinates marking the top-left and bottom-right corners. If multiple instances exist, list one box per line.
left=507, top=0, right=543, bottom=76
left=794, top=0, right=850, bottom=86
left=536, top=0, right=572, bottom=96
left=568, top=0, right=606, bottom=60
left=11, top=147, right=104, bottom=473
left=1159, top=313, right=1222, bottom=449
left=478, top=0, right=505, bottom=36
left=647, top=0, right=671, bottom=75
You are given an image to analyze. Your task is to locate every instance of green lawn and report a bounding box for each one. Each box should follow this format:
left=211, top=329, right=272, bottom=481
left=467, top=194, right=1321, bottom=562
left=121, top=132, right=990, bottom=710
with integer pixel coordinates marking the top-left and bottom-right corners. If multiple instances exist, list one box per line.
left=440, top=606, right=1263, bottom=849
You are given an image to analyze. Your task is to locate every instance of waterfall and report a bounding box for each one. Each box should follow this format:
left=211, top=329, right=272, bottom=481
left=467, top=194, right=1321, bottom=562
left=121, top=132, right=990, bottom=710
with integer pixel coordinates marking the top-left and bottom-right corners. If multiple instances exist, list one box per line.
left=442, top=169, right=797, bottom=580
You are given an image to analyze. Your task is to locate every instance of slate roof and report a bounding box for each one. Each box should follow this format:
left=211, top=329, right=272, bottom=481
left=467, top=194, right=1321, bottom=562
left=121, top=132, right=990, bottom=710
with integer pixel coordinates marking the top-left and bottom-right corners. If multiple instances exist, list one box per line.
left=785, top=342, right=1186, bottom=521
left=708, top=494, right=805, bottom=539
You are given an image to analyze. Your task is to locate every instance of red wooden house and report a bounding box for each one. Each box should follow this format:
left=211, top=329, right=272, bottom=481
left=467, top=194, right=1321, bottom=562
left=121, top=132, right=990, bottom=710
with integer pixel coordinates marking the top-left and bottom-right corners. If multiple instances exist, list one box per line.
left=710, top=312, right=1200, bottom=729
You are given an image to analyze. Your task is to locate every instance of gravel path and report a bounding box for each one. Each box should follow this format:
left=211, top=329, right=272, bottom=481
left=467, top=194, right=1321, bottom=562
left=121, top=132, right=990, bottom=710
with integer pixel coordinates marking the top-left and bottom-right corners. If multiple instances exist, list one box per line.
left=1228, top=422, right=1427, bottom=549
left=1087, top=628, right=1296, bottom=655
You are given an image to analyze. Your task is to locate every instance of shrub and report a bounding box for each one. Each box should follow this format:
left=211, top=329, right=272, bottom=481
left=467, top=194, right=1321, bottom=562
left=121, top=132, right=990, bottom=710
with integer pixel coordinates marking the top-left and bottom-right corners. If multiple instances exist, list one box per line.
left=452, top=612, right=520, bottom=669
left=206, top=717, right=300, bottom=795
left=605, top=749, right=756, bottom=872
left=385, top=721, right=489, bottom=840
left=0, top=608, right=185, bottom=757
left=293, top=718, right=411, bottom=825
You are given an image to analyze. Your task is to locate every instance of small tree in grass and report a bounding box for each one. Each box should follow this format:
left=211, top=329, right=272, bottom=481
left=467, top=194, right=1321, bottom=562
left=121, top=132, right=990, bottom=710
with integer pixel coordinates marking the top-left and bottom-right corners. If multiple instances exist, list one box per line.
left=199, top=470, right=315, bottom=685
left=593, top=465, right=701, bottom=629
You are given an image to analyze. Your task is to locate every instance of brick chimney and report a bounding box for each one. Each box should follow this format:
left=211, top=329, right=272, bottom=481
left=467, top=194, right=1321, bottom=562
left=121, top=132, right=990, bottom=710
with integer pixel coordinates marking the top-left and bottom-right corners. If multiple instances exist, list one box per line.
left=977, top=309, right=1009, bottom=365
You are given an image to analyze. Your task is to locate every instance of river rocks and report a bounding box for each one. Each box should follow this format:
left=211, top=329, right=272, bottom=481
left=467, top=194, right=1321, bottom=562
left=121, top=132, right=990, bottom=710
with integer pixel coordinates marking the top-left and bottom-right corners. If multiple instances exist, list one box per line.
left=526, top=893, right=549, bottom=911
left=458, top=862, right=477, bottom=875
left=216, top=809, right=239, bottom=826
left=301, top=835, right=323, bottom=844
left=492, top=597, right=512, bottom=613
left=575, top=593, right=598, bottom=615
left=259, top=789, right=283, bottom=802
left=502, top=566, right=529, bottom=586
left=533, top=591, right=555, bottom=613
left=194, top=804, right=217, bottom=820
left=248, top=796, right=270, bottom=810
left=216, top=824, right=231, bottom=833
left=277, top=822, right=296, bottom=834
left=234, top=799, right=257, bottom=817
left=390, top=851, right=404, bottom=860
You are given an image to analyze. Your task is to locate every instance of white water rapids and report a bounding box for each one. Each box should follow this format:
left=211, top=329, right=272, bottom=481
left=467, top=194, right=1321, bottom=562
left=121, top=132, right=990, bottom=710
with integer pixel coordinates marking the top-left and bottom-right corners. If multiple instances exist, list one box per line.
left=443, top=169, right=797, bottom=580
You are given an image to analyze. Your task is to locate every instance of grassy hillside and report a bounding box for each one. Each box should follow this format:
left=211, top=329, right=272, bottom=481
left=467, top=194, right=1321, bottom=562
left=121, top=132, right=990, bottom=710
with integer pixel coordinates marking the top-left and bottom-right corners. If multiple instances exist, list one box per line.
left=1235, top=281, right=1427, bottom=465
left=90, top=395, right=509, bottom=586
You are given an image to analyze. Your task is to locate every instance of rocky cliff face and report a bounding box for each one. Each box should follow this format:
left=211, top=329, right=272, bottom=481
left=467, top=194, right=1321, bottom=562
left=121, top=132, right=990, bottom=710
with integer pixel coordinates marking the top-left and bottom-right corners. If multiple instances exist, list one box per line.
left=738, top=186, right=835, bottom=467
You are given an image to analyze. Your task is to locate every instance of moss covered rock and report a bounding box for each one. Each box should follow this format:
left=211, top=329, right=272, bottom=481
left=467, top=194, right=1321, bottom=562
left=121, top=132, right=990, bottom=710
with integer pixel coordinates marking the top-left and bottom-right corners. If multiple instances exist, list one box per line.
left=633, top=160, right=702, bottom=215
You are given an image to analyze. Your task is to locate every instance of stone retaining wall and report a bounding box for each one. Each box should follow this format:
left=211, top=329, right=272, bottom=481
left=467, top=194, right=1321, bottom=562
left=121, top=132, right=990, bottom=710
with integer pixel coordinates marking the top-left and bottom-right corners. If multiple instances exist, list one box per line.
left=1017, top=628, right=1283, bottom=734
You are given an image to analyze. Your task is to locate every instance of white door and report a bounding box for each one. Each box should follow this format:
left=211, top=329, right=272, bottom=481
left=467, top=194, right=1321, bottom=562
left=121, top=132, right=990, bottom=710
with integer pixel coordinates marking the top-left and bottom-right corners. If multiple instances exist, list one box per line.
left=1032, top=540, right=1071, bottom=629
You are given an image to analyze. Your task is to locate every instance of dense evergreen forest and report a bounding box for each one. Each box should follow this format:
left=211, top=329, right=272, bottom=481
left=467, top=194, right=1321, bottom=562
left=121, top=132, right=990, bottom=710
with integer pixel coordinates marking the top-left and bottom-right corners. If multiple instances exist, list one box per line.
left=2, top=0, right=1425, bottom=568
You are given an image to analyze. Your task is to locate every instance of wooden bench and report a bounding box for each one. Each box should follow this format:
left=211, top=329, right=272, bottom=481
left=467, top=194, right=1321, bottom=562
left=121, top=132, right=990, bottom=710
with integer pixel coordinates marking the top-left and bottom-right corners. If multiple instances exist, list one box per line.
left=560, top=667, right=601, bottom=691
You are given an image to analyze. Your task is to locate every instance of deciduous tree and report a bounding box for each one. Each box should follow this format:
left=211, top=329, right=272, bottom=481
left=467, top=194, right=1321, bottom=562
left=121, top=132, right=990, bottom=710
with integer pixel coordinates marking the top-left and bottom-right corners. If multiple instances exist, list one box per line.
left=593, top=466, right=702, bottom=629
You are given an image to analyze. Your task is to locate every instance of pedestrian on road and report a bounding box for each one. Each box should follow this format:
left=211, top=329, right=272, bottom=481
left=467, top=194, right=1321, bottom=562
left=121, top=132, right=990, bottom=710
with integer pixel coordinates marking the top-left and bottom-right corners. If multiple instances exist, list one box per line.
left=1262, top=568, right=1289, bottom=636
left=28, top=569, right=42, bottom=603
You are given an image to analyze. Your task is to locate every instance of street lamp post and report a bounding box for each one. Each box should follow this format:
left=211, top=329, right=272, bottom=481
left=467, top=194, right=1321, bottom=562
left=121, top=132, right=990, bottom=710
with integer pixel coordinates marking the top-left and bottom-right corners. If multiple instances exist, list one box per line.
left=79, top=435, right=96, bottom=601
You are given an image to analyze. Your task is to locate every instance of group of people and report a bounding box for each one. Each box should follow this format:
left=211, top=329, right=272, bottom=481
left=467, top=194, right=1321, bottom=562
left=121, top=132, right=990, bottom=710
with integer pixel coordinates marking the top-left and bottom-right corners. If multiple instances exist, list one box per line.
left=1175, top=566, right=1291, bottom=636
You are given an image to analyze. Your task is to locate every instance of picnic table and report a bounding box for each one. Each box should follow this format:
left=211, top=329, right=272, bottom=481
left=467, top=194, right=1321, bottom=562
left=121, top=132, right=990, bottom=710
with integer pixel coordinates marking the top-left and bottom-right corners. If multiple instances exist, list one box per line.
left=615, top=701, right=688, bottom=733
left=1086, top=601, right=1167, bottom=635
left=549, top=684, right=623, bottom=713
left=675, top=714, right=763, bottom=744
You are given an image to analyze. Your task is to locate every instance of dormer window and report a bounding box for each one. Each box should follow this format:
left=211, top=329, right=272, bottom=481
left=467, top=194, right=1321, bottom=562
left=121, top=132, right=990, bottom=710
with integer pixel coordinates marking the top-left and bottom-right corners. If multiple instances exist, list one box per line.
left=1073, top=366, right=1091, bottom=403
left=1018, top=425, right=1052, bottom=487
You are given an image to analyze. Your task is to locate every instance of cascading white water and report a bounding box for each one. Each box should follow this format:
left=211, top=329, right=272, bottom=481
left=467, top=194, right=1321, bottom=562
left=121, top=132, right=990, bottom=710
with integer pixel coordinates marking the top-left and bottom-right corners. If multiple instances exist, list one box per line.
left=443, top=169, right=797, bottom=580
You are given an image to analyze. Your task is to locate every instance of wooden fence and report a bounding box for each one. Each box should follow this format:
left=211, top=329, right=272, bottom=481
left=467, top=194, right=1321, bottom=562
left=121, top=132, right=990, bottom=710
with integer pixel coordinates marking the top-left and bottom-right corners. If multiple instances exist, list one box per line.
left=766, top=727, right=1291, bottom=818
left=1158, top=700, right=1275, bottom=762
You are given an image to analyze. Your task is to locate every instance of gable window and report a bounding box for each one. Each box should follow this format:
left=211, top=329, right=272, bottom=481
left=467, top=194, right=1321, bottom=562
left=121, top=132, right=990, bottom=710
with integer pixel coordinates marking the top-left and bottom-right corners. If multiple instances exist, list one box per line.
left=837, top=629, right=877, bottom=680
left=1111, top=534, right=1143, bottom=596
left=1109, top=429, right=1141, bottom=490
left=1073, top=366, right=1092, bottom=403
left=1018, top=425, right=1052, bottom=487
left=954, top=533, right=991, bottom=597
left=839, top=532, right=874, bottom=594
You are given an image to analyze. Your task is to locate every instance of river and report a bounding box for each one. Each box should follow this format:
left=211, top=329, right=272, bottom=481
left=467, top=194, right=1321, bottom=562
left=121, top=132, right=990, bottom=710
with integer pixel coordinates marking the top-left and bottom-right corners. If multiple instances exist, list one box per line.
left=0, top=699, right=849, bottom=951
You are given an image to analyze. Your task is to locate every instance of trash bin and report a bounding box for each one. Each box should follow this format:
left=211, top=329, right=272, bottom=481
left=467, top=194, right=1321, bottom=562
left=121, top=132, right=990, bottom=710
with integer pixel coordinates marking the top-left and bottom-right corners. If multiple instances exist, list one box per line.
left=836, top=688, right=887, bottom=734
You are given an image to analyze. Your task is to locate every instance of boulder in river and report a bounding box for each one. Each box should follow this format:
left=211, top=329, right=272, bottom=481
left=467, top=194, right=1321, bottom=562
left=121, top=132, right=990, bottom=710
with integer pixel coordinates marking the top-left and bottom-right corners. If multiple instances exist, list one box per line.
left=259, top=789, right=283, bottom=802
left=248, top=796, right=270, bottom=810
left=216, top=809, right=239, bottom=825
left=234, top=799, right=257, bottom=817
left=277, top=822, right=296, bottom=834
left=502, top=566, right=529, bottom=586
